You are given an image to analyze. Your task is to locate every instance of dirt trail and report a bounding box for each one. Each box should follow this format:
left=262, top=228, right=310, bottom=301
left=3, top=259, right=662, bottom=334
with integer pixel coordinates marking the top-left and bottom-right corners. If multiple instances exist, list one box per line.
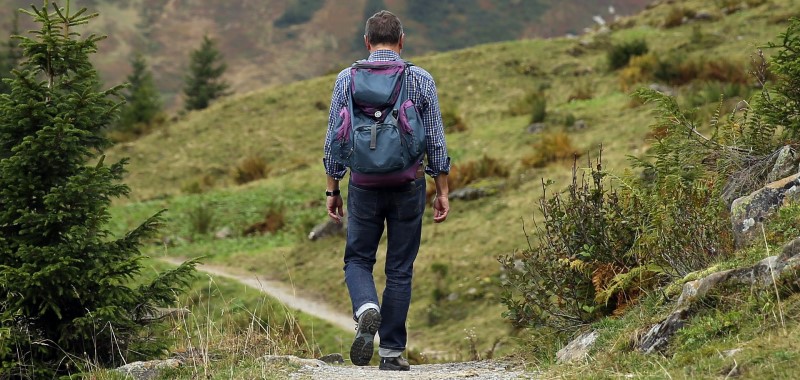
left=159, top=257, right=355, bottom=333
left=159, top=257, right=533, bottom=379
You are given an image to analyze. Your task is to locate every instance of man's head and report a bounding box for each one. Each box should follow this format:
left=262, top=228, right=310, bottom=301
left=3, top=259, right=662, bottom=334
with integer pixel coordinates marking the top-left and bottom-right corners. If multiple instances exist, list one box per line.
left=364, top=10, right=404, bottom=52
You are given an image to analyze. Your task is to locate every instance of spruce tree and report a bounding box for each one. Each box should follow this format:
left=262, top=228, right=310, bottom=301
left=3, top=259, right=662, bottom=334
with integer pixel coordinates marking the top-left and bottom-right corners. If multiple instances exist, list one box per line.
left=0, top=2, right=195, bottom=376
left=183, top=35, right=230, bottom=111
left=114, top=53, right=163, bottom=139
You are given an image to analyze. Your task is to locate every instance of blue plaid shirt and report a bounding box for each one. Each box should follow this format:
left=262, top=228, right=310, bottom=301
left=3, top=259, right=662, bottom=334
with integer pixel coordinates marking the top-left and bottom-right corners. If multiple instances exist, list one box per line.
left=323, top=50, right=450, bottom=180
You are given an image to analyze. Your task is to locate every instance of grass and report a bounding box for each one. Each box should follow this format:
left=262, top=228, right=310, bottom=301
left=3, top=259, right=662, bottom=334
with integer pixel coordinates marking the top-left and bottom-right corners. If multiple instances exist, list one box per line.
left=100, top=0, right=800, bottom=370
left=87, top=258, right=347, bottom=379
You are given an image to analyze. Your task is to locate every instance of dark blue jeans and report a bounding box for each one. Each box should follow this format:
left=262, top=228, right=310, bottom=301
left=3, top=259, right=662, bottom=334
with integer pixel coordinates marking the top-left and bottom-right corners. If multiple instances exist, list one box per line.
left=344, top=177, right=426, bottom=352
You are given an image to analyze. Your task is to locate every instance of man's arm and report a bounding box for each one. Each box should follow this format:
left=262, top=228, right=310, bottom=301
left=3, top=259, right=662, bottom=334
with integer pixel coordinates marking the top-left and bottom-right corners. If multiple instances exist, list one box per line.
left=326, top=175, right=343, bottom=223
left=323, top=72, right=349, bottom=223
left=433, top=173, right=449, bottom=223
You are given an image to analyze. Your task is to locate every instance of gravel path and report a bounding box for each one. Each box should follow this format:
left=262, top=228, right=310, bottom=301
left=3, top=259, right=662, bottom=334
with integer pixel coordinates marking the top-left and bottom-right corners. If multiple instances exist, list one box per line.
left=291, top=360, right=535, bottom=380
left=159, top=257, right=356, bottom=332
left=160, top=258, right=536, bottom=379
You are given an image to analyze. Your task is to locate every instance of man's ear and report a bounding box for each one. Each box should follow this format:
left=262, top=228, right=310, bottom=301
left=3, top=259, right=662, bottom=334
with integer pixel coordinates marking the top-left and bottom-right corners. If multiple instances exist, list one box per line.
left=364, top=35, right=371, bottom=51
left=398, top=34, right=404, bottom=50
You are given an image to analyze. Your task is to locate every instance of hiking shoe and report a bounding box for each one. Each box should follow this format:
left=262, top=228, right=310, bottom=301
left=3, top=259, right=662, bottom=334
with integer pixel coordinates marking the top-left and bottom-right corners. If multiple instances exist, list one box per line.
left=379, top=356, right=410, bottom=371
left=350, top=309, right=381, bottom=366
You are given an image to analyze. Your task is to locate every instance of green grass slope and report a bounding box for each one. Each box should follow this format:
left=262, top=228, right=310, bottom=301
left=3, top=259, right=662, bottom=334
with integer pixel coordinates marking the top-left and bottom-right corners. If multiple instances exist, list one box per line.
left=107, top=0, right=800, bottom=361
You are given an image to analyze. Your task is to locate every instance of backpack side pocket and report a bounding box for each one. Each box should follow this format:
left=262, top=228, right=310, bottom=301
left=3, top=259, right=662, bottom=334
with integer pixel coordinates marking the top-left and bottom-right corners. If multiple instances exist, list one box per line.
left=330, top=106, right=353, bottom=165
left=398, top=99, right=426, bottom=159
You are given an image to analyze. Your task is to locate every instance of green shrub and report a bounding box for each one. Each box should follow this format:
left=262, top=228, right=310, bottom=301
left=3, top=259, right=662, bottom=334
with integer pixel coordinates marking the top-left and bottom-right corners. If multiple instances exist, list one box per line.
left=188, top=202, right=216, bottom=238
left=607, top=39, right=649, bottom=71
left=441, top=107, right=468, bottom=133
left=500, top=157, right=643, bottom=329
left=664, top=7, right=692, bottom=28
left=510, top=91, right=547, bottom=122
left=232, top=155, right=270, bottom=184
left=522, top=131, right=580, bottom=168
left=433, top=155, right=510, bottom=199
left=760, top=17, right=800, bottom=140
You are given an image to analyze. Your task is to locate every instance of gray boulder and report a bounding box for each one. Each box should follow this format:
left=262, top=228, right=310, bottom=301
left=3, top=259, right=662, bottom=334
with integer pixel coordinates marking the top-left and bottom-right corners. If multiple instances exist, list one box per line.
left=730, top=173, right=800, bottom=248
left=259, top=355, right=327, bottom=367
left=766, top=146, right=798, bottom=183
left=556, top=330, right=598, bottom=363
left=637, top=237, right=800, bottom=353
left=526, top=122, right=547, bottom=134
left=308, top=216, right=347, bottom=241
left=638, top=309, right=689, bottom=354
left=319, top=353, right=345, bottom=364
left=450, top=187, right=488, bottom=201
left=116, top=359, right=182, bottom=380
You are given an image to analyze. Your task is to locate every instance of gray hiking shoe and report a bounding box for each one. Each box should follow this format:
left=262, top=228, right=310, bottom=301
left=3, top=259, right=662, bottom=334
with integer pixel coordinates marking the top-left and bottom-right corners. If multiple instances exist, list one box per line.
left=350, top=309, right=381, bottom=366
left=379, top=356, right=410, bottom=371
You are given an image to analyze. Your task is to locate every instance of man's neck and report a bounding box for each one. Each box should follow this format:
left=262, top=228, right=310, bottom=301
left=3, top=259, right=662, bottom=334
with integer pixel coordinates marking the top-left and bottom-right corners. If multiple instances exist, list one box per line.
left=369, top=45, right=401, bottom=54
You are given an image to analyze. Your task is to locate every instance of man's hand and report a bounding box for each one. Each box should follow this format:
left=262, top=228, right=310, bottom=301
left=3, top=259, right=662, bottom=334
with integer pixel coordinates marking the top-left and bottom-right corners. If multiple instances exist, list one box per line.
left=327, top=195, right=344, bottom=223
left=433, top=194, right=449, bottom=223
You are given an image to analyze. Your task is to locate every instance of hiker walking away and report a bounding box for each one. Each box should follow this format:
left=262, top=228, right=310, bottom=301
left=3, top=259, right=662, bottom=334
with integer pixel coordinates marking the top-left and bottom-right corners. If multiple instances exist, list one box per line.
left=322, top=10, right=450, bottom=371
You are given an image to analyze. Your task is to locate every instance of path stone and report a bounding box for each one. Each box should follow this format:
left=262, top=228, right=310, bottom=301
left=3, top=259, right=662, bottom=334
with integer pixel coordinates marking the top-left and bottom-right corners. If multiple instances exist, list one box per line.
left=557, top=330, right=598, bottom=363
left=115, top=359, right=182, bottom=380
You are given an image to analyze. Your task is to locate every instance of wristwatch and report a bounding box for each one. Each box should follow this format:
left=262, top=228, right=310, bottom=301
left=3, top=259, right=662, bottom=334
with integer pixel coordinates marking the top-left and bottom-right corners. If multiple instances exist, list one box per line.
left=325, top=189, right=341, bottom=197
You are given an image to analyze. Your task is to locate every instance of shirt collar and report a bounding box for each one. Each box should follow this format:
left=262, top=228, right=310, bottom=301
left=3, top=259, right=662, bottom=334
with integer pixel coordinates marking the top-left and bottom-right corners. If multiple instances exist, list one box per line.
left=368, top=49, right=402, bottom=62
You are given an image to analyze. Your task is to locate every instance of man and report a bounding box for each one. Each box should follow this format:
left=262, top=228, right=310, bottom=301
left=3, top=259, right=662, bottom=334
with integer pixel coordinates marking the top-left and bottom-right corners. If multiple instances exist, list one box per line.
left=322, top=10, right=450, bottom=371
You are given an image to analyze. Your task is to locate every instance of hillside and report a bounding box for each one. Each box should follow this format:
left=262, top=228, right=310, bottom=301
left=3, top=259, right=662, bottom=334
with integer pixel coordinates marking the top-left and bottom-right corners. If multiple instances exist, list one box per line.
left=0, top=0, right=649, bottom=108
left=98, top=0, right=800, bottom=369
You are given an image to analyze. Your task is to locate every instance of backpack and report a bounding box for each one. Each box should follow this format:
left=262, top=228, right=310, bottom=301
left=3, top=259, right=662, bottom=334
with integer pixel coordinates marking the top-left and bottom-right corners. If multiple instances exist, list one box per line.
left=329, top=60, right=426, bottom=187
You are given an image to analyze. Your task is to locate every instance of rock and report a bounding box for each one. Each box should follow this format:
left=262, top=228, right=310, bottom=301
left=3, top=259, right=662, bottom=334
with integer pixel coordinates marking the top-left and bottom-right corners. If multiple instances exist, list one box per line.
left=766, top=146, right=798, bottom=183
left=260, top=355, right=327, bottom=368
left=526, top=122, right=547, bottom=134
left=693, top=10, right=715, bottom=21
left=214, top=226, right=233, bottom=239
left=319, top=353, right=345, bottom=364
left=730, top=173, right=800, bottom=248
left=116, top=359, right=182, bottom=380
left=450, top=187, right=487, bottom=201
left=556, top=330, right=598, bottom=363
left=648, top=83, right=676, bottom=97
left=638, top=309, right=689, bottom=354
left=639, top=237, right=800, bottom=353
left=308, top=216, right=347, bottom=241
left=569, top=119, right=589, bottom=131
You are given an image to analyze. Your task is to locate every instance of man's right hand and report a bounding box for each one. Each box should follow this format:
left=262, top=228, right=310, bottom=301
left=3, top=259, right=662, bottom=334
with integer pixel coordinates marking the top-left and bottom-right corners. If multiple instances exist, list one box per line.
left=327, top=195, right=344, bottom=223
left=433, top=194, right=449, bottom=223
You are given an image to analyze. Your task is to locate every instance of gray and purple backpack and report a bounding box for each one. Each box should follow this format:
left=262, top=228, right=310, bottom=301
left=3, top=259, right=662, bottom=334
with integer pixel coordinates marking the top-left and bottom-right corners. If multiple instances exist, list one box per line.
left=329, top=60, right=426, bottom=187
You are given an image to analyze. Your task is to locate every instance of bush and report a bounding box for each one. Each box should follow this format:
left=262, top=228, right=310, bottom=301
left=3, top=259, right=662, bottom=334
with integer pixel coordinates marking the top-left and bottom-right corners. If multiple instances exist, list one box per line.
left=567, top=80, right=595, bottom=102
left=619, top=53, right=659, bottom=91
left=522, top=131, right=580, bottom=168
left=759, top=17, right=800, bottom=140
left=607, top=39, right=649, bottom=71
left=188, top=202, right=216, bottom=238
left=232, top=156, right=270, bottom=184
left=510, top=91, right=547, bottom=123
left=431, top=155, right=510, bottom=199
left=441, top=107, right=468, bottom=133
left=500, top=157, right=645, bottom=329
left=664, top=7, right=696, bottom=28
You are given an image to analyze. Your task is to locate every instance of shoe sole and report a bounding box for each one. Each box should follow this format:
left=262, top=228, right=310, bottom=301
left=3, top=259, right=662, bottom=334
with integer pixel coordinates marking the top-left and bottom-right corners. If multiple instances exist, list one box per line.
left=379, top=364, right=410, bottom=371
left=350, top=310, right=380, bottom=366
